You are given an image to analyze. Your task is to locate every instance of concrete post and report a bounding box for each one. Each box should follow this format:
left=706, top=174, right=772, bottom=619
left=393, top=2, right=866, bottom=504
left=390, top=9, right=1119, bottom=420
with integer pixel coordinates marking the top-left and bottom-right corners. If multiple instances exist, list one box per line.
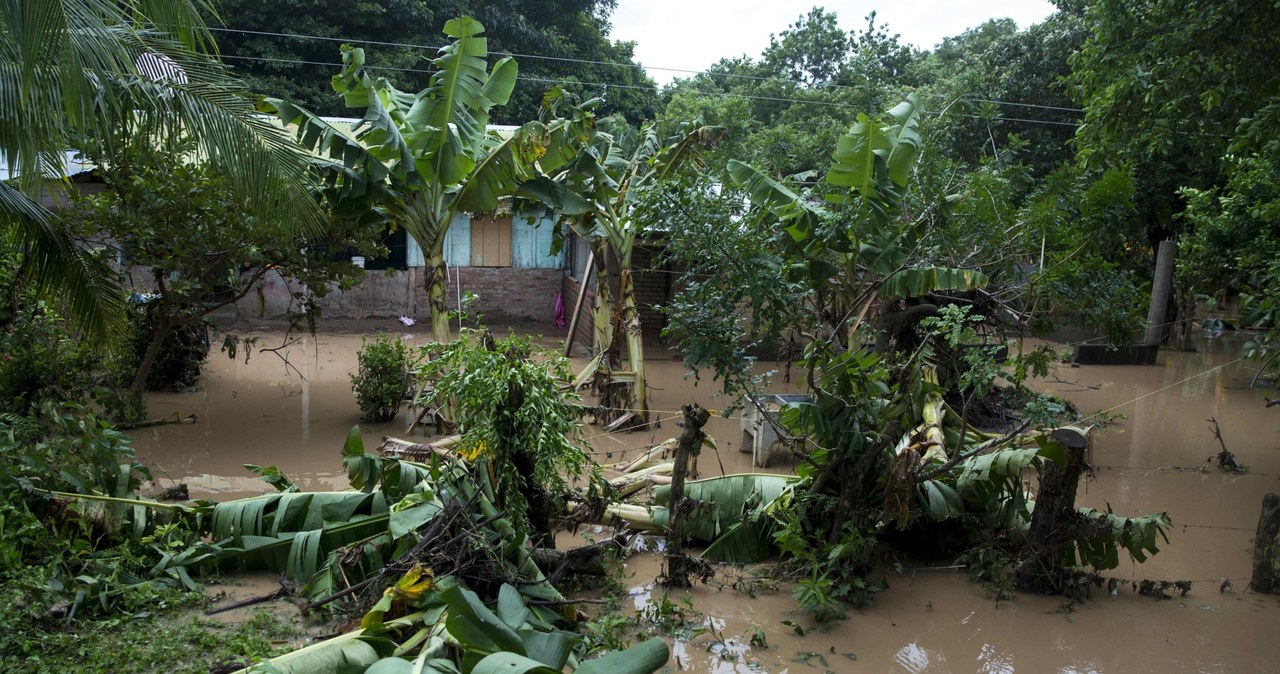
left=1145, top=240, right=1177, bottom=346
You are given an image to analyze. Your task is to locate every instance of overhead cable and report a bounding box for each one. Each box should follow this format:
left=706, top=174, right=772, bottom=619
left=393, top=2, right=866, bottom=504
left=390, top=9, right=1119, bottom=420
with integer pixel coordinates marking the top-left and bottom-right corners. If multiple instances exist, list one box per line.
left=207, top=26, right=1085, bottom=115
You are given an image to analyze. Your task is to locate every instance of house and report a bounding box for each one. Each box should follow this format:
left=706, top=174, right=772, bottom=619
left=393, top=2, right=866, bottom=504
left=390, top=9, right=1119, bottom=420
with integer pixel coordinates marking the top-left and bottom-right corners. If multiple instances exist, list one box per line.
left=247, top=116, right=682, bottom=335
left=241, top=207, right=569, bottom=324
left=238, top=119, right=566, bottom=324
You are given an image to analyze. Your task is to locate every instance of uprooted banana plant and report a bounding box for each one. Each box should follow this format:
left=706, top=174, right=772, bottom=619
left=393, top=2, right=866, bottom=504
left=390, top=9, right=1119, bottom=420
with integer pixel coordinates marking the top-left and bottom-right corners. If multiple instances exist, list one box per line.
left=569, top=341, right=1171, bottom=616
left=48, top=425, right=669, bottom=673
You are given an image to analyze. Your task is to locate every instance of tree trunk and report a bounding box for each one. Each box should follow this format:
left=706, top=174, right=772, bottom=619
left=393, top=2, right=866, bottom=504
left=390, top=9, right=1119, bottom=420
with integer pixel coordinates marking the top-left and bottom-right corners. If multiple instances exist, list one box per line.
left=426, top=247, right=450, bottom=343
left=574, top=246, right=616, bottom=388
left=589, top=246, right=614, bottom=361
left=619, top=268, right=649, bottom=427
left=130, top=312, right=173, bottom=395
left=664, top=403, right=710, bottom=587
left=1014, top=432, right=1088, bottom=594
left=532, top=537, right=627, bottom=579
left=1172, top=283, right=1197, bottom=352
left=1250, top=493, right=1280, bottom=594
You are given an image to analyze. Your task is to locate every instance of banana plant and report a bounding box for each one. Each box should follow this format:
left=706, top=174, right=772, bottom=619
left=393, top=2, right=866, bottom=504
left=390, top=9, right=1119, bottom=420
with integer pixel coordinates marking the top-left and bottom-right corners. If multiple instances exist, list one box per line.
left=264, top=18, right=579, bottom=343
left=520, top=105, right=719, bottom=426
left=728, top=94, right=987, bottom=349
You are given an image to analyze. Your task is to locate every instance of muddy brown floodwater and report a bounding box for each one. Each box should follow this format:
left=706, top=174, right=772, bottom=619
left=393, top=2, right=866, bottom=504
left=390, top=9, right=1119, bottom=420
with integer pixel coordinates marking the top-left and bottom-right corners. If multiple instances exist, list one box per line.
left=132, top=323, right=1280, bottom=672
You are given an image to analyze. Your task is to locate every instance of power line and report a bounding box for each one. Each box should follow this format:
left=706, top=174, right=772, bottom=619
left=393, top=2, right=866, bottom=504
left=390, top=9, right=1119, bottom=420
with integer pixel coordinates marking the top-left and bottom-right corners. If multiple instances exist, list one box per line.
left=220, top=53, right=1081, bottom=129
left=208, top=26, right=1085, bottom=115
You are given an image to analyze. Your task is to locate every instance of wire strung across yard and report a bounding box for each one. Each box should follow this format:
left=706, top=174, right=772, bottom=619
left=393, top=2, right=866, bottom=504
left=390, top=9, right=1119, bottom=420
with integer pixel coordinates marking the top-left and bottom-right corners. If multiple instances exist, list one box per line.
left=218, top=51, right=1085, bottom=129
left=1092, top=463, right=1280, bottom=478
left=1077, top=357, right=1246, bottom=426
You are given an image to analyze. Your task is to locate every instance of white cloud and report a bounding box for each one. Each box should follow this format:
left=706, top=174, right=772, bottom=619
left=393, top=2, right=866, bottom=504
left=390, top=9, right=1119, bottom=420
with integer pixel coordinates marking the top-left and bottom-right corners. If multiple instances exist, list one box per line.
left=609, top=0, right=1057, bottom=84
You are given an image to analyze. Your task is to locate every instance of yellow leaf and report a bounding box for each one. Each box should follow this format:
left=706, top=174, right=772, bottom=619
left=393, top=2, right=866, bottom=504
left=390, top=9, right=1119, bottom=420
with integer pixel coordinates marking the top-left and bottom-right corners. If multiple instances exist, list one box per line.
left=393, top=564, right=435, bottom=600
left=462, top=440, right=486, bottom=461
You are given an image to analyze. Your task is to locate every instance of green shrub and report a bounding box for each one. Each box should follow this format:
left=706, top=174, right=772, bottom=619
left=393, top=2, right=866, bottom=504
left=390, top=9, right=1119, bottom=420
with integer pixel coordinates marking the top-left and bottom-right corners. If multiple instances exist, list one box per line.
left=0, top=304, right=104, bottom=414
left=351, top=333, right=409, bottom=422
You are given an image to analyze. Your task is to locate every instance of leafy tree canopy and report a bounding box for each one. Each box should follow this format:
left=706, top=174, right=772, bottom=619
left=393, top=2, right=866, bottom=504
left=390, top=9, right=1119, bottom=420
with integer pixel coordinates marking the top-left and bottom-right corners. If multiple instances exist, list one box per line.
left=212, top=0, right=659, bottom=123
left=1068, top=0, right=1280, bottom=241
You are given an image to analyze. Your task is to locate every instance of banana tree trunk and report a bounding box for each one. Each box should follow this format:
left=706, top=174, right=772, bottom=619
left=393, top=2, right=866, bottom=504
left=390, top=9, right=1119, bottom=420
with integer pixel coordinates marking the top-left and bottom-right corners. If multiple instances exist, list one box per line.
left=590, top=247, right=614, bottom=360
left=426, top=248, right=450, bottom=343
left=619, top=268, right=649, bottom=426
left=574, top=247, right=615, bottom=385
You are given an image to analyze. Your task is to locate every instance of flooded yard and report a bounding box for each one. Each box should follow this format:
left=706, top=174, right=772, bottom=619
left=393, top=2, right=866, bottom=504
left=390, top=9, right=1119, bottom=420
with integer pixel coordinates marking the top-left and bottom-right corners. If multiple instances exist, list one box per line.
left=130, top=322, right=1280, bottom=672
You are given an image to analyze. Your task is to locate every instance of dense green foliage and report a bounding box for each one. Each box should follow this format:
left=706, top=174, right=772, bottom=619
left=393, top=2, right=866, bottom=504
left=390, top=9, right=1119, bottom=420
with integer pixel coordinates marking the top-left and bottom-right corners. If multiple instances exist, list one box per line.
left=67, top=149, right=379, bottom=399
left=1, top=0, right=325, bottom=340
left=352, top=333, right=412, bottom=422
left=0, top=604, right=301, bottom=674
left=121, top=301, right=210, bottom=393
left=1067, top=0, right=1280, bottom=351
left=417, top=330, right=604, bottom=543
left=656, top=92, right=1169, bottom=617
left=1180, top=155, right=1280, bottom=367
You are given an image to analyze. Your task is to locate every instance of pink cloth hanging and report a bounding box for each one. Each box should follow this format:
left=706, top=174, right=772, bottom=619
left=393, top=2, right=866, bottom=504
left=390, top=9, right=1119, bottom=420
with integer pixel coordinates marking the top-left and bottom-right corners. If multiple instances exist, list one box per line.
left=553, top=290, right=567, bottom=328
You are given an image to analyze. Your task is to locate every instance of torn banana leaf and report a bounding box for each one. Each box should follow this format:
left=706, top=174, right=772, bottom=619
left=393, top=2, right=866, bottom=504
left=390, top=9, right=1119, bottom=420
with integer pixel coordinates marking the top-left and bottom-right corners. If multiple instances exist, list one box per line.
left=652, top=474, right=796, bottom=563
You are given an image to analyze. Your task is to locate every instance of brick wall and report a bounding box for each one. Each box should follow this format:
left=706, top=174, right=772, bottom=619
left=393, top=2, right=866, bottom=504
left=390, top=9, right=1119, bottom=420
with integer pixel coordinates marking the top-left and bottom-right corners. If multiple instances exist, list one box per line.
left=630, top=244, right=670, bottom=342
left=444, top=267, right=563, bottom=324
left=235, top=267, right=565, bottom=324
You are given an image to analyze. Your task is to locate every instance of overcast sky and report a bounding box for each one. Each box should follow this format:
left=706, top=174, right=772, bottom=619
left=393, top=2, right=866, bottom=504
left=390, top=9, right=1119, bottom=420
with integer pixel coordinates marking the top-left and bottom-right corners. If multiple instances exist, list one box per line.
left=610, top=1, right=1058, bottom=84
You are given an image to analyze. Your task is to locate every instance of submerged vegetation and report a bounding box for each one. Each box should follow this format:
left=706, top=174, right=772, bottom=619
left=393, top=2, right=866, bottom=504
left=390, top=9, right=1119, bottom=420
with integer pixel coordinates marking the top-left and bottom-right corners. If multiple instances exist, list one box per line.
left=2, top=0, right=1278, bottom=670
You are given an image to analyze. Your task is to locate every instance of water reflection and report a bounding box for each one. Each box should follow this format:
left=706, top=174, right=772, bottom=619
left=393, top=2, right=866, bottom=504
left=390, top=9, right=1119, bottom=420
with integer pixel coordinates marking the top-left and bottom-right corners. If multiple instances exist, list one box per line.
left=893, top=642, right=948, bottom=672
left=976, top=643, right=1015, bottom=673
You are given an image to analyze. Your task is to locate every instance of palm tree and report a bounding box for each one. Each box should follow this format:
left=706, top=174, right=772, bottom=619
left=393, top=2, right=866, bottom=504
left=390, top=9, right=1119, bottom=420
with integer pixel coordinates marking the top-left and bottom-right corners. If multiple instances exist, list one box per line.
left=0, top=0, right=321, bottom=340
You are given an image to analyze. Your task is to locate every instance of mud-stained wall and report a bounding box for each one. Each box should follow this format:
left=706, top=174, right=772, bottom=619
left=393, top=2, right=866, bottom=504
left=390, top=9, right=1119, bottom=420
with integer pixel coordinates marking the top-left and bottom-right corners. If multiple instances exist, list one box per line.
left=236, top=267, right=565, bottom=324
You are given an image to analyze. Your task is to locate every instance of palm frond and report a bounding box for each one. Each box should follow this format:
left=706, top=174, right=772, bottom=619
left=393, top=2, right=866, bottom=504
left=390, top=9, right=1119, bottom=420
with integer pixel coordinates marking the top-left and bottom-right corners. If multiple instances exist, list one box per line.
left=0, top=182, right=124, bottom=342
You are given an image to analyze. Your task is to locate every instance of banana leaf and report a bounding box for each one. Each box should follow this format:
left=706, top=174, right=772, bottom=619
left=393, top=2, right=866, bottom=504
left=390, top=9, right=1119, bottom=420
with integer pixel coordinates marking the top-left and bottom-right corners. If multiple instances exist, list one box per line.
left=1070, top=508, right=1172, bottom=570
left=471, top=653, right=557, bottom=674
left=575, top=638, right=670, bottom=674
left=652, top=474, right=795, bottom=563
left=210, top=490, right=434, bottom=582
left=878, top=267, right=988, bottom=300
left=233, top=629, right=381, bottom=674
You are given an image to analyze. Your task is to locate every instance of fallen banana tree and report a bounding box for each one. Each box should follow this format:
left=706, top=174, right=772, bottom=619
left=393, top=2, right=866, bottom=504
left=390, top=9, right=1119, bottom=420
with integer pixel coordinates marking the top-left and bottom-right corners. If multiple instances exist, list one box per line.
left=566, top=413, right=1170, bottom=608
left=49, top=425, right=669, bottom=673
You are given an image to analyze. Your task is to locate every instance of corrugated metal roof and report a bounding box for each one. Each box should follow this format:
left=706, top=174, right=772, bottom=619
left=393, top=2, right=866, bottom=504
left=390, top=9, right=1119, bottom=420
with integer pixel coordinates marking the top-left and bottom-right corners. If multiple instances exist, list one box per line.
left=0, top=150, right=96, bottom=182
left=1, top=119, right=523, bottom=186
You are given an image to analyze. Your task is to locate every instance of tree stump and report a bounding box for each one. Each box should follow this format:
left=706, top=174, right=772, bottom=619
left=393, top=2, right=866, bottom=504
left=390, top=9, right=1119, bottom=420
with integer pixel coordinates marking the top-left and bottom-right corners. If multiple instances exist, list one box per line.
left=663, top=403, right=710, bottom=587
left=1250, top=493, right=1280, bottom=593
left=1014, top=431, right=1089, bottom=594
